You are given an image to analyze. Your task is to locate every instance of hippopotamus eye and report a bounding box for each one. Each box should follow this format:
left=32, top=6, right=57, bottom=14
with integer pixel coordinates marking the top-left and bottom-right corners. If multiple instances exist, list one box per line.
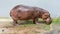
left=44, top=18, right=47, bottom=19
left=45, top=15, right=48, bottom=16
left=44, top=15, right=49, bottom=19
left=45, top=15, right=49, bottom=17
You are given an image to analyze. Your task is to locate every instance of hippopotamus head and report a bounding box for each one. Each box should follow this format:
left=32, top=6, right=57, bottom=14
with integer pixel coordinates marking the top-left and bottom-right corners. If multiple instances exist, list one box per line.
left=40, top=11, right=52, bottom=24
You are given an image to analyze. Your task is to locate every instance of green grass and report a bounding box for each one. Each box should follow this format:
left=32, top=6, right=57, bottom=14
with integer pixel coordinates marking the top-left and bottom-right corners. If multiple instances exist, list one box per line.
left=52, top=17, right=60, bottom=25
left=16, top=20, right=50, bottom=31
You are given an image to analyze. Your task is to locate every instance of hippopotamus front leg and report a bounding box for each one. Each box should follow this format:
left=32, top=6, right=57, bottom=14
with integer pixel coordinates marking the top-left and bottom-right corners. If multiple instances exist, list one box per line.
left=33, top=18, right=39, bottom=24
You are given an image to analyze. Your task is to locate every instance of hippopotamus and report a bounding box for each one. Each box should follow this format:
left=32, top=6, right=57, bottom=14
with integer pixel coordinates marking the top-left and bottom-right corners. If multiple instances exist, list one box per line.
left=10, top=5, right=52, bottom=25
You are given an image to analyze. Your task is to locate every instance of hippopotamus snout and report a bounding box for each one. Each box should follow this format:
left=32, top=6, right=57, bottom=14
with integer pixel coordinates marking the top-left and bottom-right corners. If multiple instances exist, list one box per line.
left=45, top=18, right=52, bottom=24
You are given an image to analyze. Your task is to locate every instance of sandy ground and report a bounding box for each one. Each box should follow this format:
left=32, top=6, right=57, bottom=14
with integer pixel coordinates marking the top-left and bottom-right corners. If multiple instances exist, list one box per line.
left=0, top=19, right=60, bottom=34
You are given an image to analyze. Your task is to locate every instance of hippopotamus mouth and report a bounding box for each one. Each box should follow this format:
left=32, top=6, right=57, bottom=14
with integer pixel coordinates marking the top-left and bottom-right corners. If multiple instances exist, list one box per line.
left=44, top=17, right=52, bottom=25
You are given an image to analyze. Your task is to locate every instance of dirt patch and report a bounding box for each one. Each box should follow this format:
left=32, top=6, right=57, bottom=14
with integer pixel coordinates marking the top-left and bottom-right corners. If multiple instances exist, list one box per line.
left=0, top=26, right=47, bottom=34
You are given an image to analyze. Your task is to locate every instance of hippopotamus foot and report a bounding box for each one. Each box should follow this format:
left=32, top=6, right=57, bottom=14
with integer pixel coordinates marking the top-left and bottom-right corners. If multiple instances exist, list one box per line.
left=13, top=23, right=19, bottom=26
left=33, top=18, right=39, bottom=24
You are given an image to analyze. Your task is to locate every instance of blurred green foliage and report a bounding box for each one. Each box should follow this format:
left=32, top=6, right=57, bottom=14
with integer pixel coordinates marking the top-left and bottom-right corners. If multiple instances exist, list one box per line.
left=52, top=17, right=60, bottom=25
